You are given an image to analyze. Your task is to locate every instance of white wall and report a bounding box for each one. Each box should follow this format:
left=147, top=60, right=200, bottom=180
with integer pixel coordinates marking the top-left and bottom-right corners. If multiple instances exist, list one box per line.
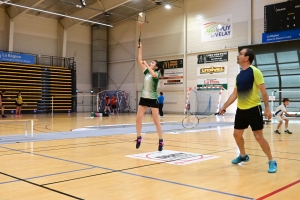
left=0, top=0, right=282, bottom=114
left=108, top=3, right=184, bottom=113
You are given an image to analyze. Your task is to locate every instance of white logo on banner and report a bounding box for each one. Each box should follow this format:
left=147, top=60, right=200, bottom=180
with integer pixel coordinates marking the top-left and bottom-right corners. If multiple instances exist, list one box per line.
left=126, top=150, right=219, bottom=165
left=201, top=14, right=232, bottom=42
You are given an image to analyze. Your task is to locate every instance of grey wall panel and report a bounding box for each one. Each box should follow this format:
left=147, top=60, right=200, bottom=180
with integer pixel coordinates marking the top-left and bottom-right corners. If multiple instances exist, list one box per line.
left=14, top=33, right=57, bottom=56
left=93, top=40, right=107, bottom=51
left=108, top=40, right=136, bottom=62
left=92, top=61, right=107, bottom=73
left=0, top=30, right=6, bottom=50
left=92, top=51, right=107, bottom=62
left=139, top=33, right=184, bottom=58
left=252, top=18, right=264, bottom=45
left=0, top=8, right=8, bottom=50
left=67, top=41, right=91, bottom=91
left=92, top=27, right=107, bottom=40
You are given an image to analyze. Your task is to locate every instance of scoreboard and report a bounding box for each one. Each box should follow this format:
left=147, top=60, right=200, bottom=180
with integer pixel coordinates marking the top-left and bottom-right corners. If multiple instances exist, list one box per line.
left=264, top=0, right=300, bottom=32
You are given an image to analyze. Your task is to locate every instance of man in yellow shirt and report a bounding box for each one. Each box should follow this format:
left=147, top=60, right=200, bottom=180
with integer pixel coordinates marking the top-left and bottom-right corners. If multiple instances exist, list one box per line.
left=219, top=48, right=277, bottom=173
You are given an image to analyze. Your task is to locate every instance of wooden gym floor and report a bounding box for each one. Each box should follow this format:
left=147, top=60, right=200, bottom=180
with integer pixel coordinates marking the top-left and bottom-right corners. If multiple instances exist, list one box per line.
left=0, top=113, right=300, bottom=200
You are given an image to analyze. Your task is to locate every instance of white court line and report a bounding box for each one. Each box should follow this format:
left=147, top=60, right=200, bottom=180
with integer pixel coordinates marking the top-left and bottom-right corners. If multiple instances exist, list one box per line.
left=164, top=125, right=234, bottom=134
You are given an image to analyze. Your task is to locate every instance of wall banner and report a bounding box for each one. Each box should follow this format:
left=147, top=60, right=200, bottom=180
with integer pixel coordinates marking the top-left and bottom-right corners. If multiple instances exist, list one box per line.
left=197, top=78, right=228, bottom=90
left=201, top=14, right=233, bottom=42
left=0, top=51, right=35, bottom=64
left=197, top=52, right=228, bottom=64
left=158, top=59, right=183, bottom=88
left=262, top=28, right=300, bottom=43
left=197, top=65, right=227, bottom=76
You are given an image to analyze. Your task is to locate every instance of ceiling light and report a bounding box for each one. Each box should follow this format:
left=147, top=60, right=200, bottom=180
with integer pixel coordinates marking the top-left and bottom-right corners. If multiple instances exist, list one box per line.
left=104, top=12, right=111, bottom=16
left=76, top=4, right=82, bottom=8
left=80, top=0, right=86, bottom=7
left=0, top=1, right=112, bottom=27
left=165, top=4, right=171, bottom=9
left=195, top=15, right=203, bottom=20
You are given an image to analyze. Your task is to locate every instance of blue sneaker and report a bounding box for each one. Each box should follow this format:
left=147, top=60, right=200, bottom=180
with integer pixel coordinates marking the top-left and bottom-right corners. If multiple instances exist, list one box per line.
left=231, top=154, right=250, bottom=164
left=268, top=160, right=277, bottom=173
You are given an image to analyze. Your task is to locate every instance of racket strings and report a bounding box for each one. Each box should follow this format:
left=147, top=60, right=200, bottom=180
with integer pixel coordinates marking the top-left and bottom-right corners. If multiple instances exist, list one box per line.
left=182, top=115, right=199, bottom=129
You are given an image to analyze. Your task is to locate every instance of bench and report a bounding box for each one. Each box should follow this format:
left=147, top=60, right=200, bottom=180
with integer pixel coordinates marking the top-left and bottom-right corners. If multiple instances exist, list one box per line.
left=0, top=119, right=37, bottom=137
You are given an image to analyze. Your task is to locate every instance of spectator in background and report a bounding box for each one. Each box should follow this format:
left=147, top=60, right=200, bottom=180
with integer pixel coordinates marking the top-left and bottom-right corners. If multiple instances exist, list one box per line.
left=111, top=94, right=118, bottom=115
left=104, top=94, right=111, bottom=114
left=0, top=91, right=10, bottom=118
left=158, top=92, right=164, bottom=118
left=15, top=91, right=23, bottom=116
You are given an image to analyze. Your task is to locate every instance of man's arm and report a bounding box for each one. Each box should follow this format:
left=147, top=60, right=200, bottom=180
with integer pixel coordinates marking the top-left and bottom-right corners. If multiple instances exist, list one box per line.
left=219, top=88, right=238, bottom=114
left=258, top=83, right=272, bottom=119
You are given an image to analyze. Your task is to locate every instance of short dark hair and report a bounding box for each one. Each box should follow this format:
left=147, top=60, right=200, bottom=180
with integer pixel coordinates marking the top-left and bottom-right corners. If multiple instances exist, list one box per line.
left=244, top=48, right=255, bottom=64
left=160, top=92, right=163, bottom=95
left=283, top=98, right=289, bottom=102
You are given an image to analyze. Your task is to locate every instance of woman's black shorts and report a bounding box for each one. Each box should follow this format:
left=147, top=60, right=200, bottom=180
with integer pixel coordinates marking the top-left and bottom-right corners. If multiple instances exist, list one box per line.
left=15, top=102, right=22, bottom=106
left=139, top=97, right=158, bottom=108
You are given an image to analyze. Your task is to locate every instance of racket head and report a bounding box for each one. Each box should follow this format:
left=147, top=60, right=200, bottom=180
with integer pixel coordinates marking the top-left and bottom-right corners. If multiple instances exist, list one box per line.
left=137, top=12, right=146, bottom=25
left=182, top=115, right=199, bottom=129
left=137, top=12, right=145, bottom=48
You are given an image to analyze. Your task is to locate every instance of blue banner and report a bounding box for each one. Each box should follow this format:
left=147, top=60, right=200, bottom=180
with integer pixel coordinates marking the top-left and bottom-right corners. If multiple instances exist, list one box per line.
left=262, top=29, right=300, bottom=43
left=0, top=51, right=35, bottom=64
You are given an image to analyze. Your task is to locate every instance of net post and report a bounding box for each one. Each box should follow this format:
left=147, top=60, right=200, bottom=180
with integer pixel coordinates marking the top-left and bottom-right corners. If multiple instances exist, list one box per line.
left=51, top=96, right=54, bottom=115
left=96, top=92, right=99, bottom=112
left=184, top=87, right=191, bottom=114
left=216, top=86, right=223, bottom=113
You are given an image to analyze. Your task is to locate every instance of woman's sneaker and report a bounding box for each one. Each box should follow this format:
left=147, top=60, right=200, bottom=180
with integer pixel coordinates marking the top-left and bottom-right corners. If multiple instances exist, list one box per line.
left=158, top=140, right=164, bottom=151
left=231, top=154, right=250, bottom=164
left=135, top=136, right=142, bottom=149
left=274, top=130, right=281, bottom=134
left=284, top=130, right=292, bottom=134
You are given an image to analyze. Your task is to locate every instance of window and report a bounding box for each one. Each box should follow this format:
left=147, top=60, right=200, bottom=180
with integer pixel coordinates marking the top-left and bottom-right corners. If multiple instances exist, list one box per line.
left=277, top=51, right=298, bottom=63
left=256, top=53, right=275, bottom=65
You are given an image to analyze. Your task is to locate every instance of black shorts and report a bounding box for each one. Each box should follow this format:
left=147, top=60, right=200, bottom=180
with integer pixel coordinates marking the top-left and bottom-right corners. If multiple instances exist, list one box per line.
left=16, top=102, right=22, bottom=106
left=234, top=105, right=264, bottom=131
left=106, top=104, right=110, bottom=106
left=139, top=97, right=158, bottom=108
left=112, top=105, right=116, bottom=109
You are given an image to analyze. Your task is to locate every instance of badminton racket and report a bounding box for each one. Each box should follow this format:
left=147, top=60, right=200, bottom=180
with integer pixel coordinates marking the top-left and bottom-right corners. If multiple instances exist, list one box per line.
left=182, top=110, right=226, bottom=129
left=137, top=12, right=146, bottom=48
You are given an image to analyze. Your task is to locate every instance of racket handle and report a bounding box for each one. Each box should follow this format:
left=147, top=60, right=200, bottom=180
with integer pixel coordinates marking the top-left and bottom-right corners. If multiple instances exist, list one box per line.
left=215, top=110, right=226, bottom=115
left=138, top=38, right=141, bottom=48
